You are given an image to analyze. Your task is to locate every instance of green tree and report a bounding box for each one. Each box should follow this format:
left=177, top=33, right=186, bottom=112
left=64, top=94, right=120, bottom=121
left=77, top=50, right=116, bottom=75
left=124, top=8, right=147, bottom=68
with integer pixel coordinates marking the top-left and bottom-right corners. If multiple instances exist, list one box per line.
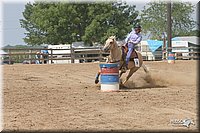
left=20, top=1, right=139, bottom=46
left=82, top=2, right=139, bottom=45
left=140, top=1, right=196, bottom=40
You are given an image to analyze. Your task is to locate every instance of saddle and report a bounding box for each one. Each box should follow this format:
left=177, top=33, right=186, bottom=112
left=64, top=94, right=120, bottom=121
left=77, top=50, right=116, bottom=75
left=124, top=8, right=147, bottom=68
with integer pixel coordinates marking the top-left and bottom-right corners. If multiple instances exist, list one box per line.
left=119, top=45, right=140, bottom=70
left=121, top=45, right=138, bottom=60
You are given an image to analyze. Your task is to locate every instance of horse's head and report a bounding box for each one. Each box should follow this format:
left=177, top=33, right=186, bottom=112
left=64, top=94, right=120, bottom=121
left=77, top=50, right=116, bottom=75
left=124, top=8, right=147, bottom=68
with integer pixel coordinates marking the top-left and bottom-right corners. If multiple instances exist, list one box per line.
left=102, top=36, right=117, bottom=52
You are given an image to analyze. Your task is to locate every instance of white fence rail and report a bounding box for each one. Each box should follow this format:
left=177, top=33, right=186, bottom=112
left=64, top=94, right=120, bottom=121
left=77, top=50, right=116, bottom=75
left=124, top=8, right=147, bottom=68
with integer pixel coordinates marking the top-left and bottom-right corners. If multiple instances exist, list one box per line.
left=1, top=46, right=200, bottom=64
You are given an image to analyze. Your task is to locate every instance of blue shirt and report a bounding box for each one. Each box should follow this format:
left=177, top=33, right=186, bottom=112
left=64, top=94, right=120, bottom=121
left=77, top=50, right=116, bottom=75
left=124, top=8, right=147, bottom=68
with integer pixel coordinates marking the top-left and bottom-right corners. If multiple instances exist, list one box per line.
left=125, top=30, right=142, bottom=44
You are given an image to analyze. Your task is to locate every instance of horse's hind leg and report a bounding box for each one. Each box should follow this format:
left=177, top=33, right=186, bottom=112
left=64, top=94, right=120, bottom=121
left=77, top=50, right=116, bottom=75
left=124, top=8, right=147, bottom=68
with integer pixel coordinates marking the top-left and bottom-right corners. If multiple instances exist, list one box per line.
left=142, top=64, right=149, bottom=73
left=122, top=68, right=138, bottom=85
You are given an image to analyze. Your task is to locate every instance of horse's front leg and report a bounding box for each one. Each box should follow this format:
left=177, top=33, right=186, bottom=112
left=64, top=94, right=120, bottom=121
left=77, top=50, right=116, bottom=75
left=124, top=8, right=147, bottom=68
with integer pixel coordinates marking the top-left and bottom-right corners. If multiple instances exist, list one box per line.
left=142, top=64, right=149, bottom=73
left=95, top=70, right=101, bottom=84
left=119, top=70, right=125, bottom=85
left=118, top=61, right=126, bottom=84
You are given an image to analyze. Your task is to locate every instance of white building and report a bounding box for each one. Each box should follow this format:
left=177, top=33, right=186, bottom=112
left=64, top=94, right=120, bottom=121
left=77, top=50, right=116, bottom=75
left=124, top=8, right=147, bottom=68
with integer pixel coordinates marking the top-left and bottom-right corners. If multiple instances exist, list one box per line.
left=172, top=36, right=199, bottom=59
left=139, top=40, right=163, bottom=61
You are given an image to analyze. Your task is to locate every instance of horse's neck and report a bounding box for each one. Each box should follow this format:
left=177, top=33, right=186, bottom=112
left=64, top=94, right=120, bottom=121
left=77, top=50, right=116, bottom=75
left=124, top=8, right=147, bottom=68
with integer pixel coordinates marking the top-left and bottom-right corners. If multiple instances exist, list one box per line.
left=110, top=46, right=121, bottom=61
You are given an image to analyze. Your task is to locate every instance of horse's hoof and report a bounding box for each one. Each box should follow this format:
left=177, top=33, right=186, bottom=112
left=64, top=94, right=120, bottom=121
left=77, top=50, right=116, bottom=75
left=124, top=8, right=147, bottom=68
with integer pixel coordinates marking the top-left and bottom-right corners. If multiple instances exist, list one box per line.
left=95, top=79, right=99, bottom=84
left=120, top=84, right=127, bottom=89
left=119, top=84, right=124, bottom=88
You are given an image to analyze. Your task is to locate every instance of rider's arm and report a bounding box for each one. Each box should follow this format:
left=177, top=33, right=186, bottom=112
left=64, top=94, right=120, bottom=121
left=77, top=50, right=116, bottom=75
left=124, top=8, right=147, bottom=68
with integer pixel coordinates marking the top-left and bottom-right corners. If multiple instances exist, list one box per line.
left=128, top=34, right=142, bottom=44
left=125, top=33, right=131, bottom=43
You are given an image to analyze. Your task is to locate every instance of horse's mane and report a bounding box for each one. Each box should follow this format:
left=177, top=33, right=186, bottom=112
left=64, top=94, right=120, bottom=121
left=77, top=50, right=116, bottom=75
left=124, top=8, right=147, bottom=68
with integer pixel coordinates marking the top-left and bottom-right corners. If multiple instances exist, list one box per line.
left=108, top=36, right=116, bottom=40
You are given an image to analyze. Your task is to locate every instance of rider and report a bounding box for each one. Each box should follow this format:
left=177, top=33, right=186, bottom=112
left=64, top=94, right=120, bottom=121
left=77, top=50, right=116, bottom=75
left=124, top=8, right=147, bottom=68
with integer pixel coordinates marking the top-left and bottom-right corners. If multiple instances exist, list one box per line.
left=124, top=25, right=142, bottom=69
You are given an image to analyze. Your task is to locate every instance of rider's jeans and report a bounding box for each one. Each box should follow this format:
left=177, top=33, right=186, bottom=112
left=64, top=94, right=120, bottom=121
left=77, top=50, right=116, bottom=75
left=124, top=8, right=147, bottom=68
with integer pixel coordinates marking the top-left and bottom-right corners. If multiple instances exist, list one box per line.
left=126, top=43, right=135, bottom=66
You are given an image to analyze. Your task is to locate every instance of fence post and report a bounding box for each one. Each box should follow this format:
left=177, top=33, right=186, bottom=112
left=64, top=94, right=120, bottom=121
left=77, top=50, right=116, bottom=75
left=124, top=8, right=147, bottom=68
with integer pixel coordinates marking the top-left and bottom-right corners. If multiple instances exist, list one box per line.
left=162, top=47, right=165, bottom=60
left=29, top=49, right=32, bottom=64
left=99, top=47, right=102, bottom=62
left=8, top=49, right=11, bottom=65
left=70, top=44, right=74, bottom=63
left=190, top=47, right=194, bottom=60
left=50, top=48, right=53, bottom=64
left=145, top=45, right=148, bottom=61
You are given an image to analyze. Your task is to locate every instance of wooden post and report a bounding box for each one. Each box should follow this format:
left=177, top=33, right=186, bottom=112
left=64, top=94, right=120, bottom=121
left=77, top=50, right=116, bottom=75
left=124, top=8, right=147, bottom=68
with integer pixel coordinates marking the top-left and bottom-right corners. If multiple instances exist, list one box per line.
left=146, top=45, right=148, bottom=61
left=99, top=47, right=102, bottom=62
left=70, top=44, right=74, bottom=63
left=8, top=49, right=11, bottom=65
left=29, top=50, right=32, bottom=64
left=162, top=33, right=166, bottom=60
left=190, top=47, right=194, bottom=60
left=50, top=48, right=53, bottom=64
left=167, top=2, right=172, bottom=54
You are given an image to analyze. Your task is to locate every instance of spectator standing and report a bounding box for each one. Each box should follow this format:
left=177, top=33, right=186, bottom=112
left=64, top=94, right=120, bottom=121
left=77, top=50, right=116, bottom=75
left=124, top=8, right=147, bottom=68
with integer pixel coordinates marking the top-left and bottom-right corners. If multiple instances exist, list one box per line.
left=35, top=51, right=41, bottom=64
left=41, top=46, right=49, bottom=64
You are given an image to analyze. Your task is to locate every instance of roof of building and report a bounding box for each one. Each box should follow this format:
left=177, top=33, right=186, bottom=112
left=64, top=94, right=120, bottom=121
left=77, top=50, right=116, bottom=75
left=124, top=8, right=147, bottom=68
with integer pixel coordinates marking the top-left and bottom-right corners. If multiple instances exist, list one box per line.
left=172, top=36, right=198, bottom=45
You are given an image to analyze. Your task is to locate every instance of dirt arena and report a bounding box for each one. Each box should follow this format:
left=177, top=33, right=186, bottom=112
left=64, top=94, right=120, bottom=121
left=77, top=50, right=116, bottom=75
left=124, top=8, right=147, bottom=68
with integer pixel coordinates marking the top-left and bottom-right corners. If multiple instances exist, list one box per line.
left=2, top=60, right=199, bottom=132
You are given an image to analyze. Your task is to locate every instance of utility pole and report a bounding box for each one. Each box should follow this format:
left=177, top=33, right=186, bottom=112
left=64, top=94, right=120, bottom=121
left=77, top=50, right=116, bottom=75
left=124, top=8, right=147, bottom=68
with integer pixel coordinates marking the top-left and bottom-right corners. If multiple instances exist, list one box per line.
left=167, top=1, right=172, bottom=53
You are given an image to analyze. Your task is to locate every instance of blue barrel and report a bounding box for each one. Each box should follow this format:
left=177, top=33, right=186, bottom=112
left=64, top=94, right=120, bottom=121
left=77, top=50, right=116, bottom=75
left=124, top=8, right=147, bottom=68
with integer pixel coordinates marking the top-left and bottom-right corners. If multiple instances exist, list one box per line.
left=99, top=63, right=119, bottom=92
left=100, top=75, right=119, bottom=84
left=168, top=52, right=175, bottom=64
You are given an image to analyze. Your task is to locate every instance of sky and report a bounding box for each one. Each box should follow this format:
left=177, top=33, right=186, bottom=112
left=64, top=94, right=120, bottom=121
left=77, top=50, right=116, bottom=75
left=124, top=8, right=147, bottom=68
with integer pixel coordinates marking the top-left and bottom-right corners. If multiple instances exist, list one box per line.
left=0, top=0, right=199, bottom=47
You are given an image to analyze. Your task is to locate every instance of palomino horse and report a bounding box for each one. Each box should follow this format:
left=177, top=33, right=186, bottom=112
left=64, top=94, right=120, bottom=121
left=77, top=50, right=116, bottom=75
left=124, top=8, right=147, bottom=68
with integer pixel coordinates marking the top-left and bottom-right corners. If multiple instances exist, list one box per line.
left=95, top=36, right=148, bottom=85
